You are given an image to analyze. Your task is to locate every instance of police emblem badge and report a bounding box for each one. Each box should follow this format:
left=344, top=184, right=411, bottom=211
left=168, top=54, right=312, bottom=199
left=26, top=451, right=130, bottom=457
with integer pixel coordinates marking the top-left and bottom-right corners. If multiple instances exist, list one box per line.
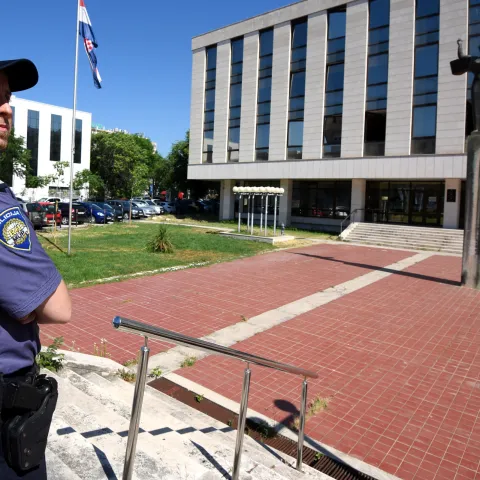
left=0, top=206, right=31, bottom=252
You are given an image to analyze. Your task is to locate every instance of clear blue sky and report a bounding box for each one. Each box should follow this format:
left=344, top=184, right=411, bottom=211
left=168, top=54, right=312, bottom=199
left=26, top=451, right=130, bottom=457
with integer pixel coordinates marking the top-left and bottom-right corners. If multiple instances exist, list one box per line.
left=4, top=0, right=293, bottom=156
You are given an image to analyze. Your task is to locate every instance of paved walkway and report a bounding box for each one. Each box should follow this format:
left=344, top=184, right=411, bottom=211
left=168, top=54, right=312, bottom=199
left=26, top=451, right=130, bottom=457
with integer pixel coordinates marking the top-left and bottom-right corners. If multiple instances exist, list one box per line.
left=40, top=243, right=480, bottom=480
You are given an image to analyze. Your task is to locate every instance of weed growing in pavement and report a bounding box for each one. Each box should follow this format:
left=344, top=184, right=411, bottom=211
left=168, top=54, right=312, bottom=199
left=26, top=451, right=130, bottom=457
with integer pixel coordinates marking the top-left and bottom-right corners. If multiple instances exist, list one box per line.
left=227, top=419, right=233, bottom=427
left=314, top=452, right=323, bottom=461
left=149, top=367, right=163, bottom=379
left=37, top=337, right=65, bottom=372
left=123, top=357, right=138, bottom=368
left=146, top=225, right=174, bottom=253
left=180, top=356, right=197, bottom=368
left=292, top=396, right=329, bottom=431
left=241, top=315, right=248, bottom=322
left=93, top=338, right=111, bottom=358
left=255, top=420, right=277, bottom=440
left=117, top=369, right=136, bottom=382
left=195, top=394, right=205, bottom=403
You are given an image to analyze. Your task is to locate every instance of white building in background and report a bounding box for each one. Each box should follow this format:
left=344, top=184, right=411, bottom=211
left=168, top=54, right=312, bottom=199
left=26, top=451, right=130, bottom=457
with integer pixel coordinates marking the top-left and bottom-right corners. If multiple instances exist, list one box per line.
left=10, top=96, right=92, bottom=201
left=188, top=0, right=472, bottom=231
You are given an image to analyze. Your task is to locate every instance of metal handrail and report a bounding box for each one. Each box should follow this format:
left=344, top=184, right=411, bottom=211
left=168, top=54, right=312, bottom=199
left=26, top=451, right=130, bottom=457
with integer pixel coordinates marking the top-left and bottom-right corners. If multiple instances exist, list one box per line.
left=340, top=208, right=365, bottom=234
left=112, top=316, right=318, bottom=480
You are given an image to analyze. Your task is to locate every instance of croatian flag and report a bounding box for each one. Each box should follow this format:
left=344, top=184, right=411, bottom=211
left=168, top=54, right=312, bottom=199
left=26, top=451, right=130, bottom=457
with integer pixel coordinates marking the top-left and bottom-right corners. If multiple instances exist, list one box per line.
left=79, top=0, right=102, bottom=89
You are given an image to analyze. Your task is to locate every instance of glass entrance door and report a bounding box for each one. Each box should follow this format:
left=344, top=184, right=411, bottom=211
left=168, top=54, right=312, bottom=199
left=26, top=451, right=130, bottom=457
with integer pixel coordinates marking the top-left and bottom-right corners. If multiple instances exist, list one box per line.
left=366, top=181, right=444, bottom=226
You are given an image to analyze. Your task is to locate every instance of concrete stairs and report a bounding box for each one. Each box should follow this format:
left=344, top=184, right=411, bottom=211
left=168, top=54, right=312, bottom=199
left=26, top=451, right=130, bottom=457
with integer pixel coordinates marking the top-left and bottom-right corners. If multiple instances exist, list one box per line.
left=44, top=366, right=333, bottom=480
left=341, top=222, right=463, bottom=255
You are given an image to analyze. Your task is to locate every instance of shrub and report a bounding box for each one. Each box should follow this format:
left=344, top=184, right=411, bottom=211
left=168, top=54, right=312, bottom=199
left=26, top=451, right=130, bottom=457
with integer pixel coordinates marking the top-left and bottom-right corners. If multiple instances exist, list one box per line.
left=37, top=337, right=65, bottom=372
left=146, top=225, right=174, bottom=253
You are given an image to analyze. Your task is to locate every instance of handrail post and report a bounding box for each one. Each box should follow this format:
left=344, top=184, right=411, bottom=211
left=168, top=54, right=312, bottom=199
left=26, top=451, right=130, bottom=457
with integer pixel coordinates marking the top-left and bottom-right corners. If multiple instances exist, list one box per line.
left=232, top=366, right=251, bottom=480
left=296, top=378, right=308, bottom=471
left=237, top=194, right=242, bottom=233
left=122, top=337, right=150, bottom=480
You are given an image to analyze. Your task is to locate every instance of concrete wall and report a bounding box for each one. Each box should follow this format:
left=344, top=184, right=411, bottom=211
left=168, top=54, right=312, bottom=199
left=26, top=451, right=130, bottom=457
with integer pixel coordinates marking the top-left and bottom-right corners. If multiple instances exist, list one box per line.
left=436, top=0, right=468, bottom=155
left=11, top=97, right=92, bottom=200
left=385, top=0, right=415, bottom=156
left=303, top=11, right=327, bottom=159
left=220, top=179, right=235, bottom=220
left=189, top=48, right=206, bottom=165
left=269, top=22, right=291, bottom=161
left=212, top=41, right=231, bottom=164
left=444, top=178, right=462, bottom=229
left=341, top=0, right=369, bottom=158
left=239, top=32, right=259, bottom=163
left=351, top=179, right=366, bottom=222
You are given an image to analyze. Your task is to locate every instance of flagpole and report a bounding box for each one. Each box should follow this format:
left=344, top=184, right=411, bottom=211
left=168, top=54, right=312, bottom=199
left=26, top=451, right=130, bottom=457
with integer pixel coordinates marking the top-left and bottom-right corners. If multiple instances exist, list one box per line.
left=68, top=0, right=80, bottom=256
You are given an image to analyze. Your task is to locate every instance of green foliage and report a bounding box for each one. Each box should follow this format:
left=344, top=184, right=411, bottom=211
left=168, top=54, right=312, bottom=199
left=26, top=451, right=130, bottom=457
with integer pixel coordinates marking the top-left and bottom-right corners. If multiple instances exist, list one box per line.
left=195, top=394, right=204, bottom=403
left=146, top=225, right=174, bottom=253
left=73, top=169, right=105, bottom=198
left=180, top=356, right=197, bottom=368
left=117, top=368, right=136, bottom=382
left=314, top=452, right=324, bottom=461
left=93, top=338, right=110, bottom=358
left=149, top=367, right=163, bottom=379
left=36, top=337, right=65, bottom=372
left=123, top=358, right=138, bottom=368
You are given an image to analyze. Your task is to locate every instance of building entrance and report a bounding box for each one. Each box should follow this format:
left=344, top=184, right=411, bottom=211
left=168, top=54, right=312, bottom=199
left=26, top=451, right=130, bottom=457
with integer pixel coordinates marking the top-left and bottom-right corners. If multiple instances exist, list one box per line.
left=365, top=181, right=445, bottom=227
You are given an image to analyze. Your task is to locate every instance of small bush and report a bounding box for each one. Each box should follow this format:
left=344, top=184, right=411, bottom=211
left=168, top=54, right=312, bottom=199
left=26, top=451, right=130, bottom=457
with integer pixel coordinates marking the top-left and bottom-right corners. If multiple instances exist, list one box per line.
left=37, top=337, right=65, bottom=372
left=117, top=368, right=136, bottom=382
left=180, top=356, right=197, bottom=368
left=146, top=225, right=174, bottom=253
left=149, top=367, right=163, bottom=379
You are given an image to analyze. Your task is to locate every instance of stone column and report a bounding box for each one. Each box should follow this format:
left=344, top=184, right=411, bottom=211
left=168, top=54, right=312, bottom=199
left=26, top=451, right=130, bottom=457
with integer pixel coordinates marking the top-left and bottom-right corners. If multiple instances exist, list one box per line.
left=220, top=179, right=235, bottom=221
left=351, top=179, right=366, bottom=222
left=278, top=179, right=293, bottom=226
left=444, top=179, right=462, bottom=229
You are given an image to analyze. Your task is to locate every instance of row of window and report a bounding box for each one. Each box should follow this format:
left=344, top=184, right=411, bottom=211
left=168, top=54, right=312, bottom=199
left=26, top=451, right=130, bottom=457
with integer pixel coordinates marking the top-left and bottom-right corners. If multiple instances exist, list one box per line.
left=201, top=0, right=456, bottom=162
left=24, top=110, right=83, bottom=176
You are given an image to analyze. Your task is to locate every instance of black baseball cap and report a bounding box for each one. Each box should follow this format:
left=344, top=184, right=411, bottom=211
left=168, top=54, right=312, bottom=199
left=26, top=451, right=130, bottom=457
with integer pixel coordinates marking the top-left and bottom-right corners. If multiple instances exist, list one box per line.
left=0, top=59, right=38, bottom=92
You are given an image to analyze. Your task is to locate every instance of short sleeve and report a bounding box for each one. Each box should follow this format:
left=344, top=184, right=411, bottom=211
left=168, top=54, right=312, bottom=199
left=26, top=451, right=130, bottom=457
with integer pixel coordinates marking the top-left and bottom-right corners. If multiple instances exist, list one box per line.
left=0, top=188, right=62, bottom=320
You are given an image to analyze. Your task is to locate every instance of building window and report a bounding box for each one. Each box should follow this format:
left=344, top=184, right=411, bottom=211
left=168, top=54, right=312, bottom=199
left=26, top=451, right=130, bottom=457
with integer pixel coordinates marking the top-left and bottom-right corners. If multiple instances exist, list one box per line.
left=411, top=0, right=439, bottom=154
left=287, top=19, right=307, bottom=160
left=203, top=46, right=217, bottom=163
left=74, top=119, right=82, bottom=164
left=50, top=114, right=62, bottom=161
left=27, top=110, right=40, bottom=176
left=256, top=29, right=274, bottom=161
left=292, top=180, right=352, bottom=219
left=467, top=0, right=480, bottom=136
left=323, top=8, right=346, bottom=158
left=365, top=0, right=390, bottom=157
left=228, top=38, right=243, bottom=162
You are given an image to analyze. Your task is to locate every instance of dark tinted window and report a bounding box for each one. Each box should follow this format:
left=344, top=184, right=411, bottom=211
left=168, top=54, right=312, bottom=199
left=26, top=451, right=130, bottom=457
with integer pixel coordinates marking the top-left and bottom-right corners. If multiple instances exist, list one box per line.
left=231, top=38, right=244, bottom=64
left=413, top=105, right=437, bottom=137
left=415, top=44, right=438, bottom=77
left=27, top=110, right=40, bottom=176
left=369, top=0, right=390, bottom=29
left=416, top=0, right=439, bottom=17
left=367, top=53, right=388, bottom=84
left=292, top=20, right=308, bottom=48
left=326, top=64, right=345, bottom=91
left=328, top=11, right=346, bottom=39
left=206, top=47, right=217, bottom=70
left=74, top=119, right=82, bottom=164
left=290, top=72, right=306, bottom=97
left=258, top=77, right=272, bottom=103
left=259, top=29, right=274, bottom=56
left=416, top=16, right=439, bottom=35
left=230, top=84, right=242, bottom=107
left=50, top=114, right=62, bottom=162
left=256, top=124, right=270, bottom=149
left=288, top=121, right=304, bottom=146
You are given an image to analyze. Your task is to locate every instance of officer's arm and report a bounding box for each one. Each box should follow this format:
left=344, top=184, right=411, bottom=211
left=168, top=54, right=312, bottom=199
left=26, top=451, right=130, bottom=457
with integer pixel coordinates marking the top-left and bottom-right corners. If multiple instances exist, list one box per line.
left=34, top=280, right=72, bottom=325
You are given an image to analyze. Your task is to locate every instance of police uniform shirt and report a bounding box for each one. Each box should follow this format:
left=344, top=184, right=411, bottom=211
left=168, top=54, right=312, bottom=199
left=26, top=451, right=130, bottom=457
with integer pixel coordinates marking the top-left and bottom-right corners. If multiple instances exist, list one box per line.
left=0, top=183, right=62, bottom=375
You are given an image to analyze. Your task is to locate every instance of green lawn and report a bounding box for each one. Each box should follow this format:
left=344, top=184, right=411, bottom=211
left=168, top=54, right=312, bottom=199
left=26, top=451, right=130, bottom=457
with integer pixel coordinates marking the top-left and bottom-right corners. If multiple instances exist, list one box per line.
left=38, top=223, right=277, bottom=288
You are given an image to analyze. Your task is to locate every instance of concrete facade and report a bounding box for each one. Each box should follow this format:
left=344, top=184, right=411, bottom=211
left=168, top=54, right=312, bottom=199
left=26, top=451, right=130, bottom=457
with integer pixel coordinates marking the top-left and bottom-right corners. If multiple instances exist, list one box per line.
left=189, top=0, right=469, bottom=231
left=10, top=96, right=92, bottom=201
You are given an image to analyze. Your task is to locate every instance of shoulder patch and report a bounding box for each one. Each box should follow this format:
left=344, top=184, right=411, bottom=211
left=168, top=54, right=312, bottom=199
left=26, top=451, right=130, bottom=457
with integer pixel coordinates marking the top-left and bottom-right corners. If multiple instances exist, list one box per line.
left=0, top=207, right=31, bottom=252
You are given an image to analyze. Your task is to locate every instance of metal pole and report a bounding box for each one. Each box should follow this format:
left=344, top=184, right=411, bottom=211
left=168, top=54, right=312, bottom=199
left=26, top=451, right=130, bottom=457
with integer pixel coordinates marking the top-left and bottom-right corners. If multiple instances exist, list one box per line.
left=251, top=195, right=255, bottom=235
left=273, top=195, right=278, bottom=237
left=264, top=195, right=269, bottom=236
left=296, top=379, right=308, bottom=471
left=123, top=338, right=150, bottom=480
left=237, top=194, right=242, bottom=233
left=463, top=132, right=480, bottom=288
left=260, top=195, right=264, bottom=234
left=232, top=367, right=251, bottom=480
left=67, top=0, right=81, bottom=256
left=246, top=195, right=250, bottom=235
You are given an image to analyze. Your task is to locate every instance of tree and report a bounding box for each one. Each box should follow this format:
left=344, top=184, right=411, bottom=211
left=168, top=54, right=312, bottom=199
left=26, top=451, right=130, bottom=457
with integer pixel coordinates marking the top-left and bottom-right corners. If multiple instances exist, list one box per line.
left=50, top=161, right=70, bottom=196
left=0, top=128, right=31, bottom=186
left=73, top=169, right=104, bottom=199
left=90, top=132, right=153, bottom=198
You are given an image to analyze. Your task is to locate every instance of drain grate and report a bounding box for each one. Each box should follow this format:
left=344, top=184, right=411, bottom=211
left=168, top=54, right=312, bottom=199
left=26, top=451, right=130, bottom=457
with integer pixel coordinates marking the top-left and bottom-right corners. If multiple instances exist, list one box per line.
left=150, top=377, right=378, bottom=480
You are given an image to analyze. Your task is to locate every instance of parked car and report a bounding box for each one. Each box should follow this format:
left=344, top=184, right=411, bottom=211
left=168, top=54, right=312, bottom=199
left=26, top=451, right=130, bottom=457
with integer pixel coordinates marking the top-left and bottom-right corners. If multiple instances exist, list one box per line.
left=38, top=202, right=62, bottom=226
left=106, top=200, right=141, bottom=221
left=143, top=199, right=163, bottom=215
left=131, top=201, right=155, bottom=218
left=57, top=202, right=88, bottom=225
left=25, top=203, right=48, bottom=229
left=79, top=202, right=114, bottom=224
left=94, top=202, right=123, bottom=222
left=155, top=201, right=176, bottom=214
left=38, top=197, right=63, bottom=204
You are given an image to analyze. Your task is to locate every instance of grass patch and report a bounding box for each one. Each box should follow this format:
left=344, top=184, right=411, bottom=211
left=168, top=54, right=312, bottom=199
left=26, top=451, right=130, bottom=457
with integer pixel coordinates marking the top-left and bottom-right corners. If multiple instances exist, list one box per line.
left=38, top=223, right=276, bottom=287
left=292, top=396, right=329, bottom=431
left=180, top=356, right=197, bottom=368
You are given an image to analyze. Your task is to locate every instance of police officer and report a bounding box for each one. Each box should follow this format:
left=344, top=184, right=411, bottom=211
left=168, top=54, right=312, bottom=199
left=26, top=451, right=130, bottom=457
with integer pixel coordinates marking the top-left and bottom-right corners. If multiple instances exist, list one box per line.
left=0, top=59, right=72, bottom=479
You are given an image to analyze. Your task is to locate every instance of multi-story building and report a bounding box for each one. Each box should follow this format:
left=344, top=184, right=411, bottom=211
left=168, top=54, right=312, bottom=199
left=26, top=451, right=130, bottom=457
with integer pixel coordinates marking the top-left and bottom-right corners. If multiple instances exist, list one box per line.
left=9, top=96, right=92, bottom=200
left=188, top=0, right=473, bottom=231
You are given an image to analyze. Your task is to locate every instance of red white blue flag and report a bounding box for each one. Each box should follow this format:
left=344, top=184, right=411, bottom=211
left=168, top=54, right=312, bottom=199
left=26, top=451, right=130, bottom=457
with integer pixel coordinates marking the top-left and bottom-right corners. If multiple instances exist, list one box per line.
left=79, top=0, right=102, bottom=89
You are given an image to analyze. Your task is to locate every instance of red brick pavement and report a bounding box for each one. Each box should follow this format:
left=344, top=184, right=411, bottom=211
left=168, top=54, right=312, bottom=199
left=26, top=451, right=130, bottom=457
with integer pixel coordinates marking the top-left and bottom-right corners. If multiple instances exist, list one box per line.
left=41, top=244, right=412, bottom=364
left=178, top=255, right=480, bottom=480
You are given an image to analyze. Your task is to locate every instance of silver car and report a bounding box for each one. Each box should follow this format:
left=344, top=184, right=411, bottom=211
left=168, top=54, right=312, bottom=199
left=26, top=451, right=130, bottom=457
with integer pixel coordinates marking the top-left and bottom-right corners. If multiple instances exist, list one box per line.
left=144, top=199, right=163, bottom=215
left=131, top=201, right=155, bottom=217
